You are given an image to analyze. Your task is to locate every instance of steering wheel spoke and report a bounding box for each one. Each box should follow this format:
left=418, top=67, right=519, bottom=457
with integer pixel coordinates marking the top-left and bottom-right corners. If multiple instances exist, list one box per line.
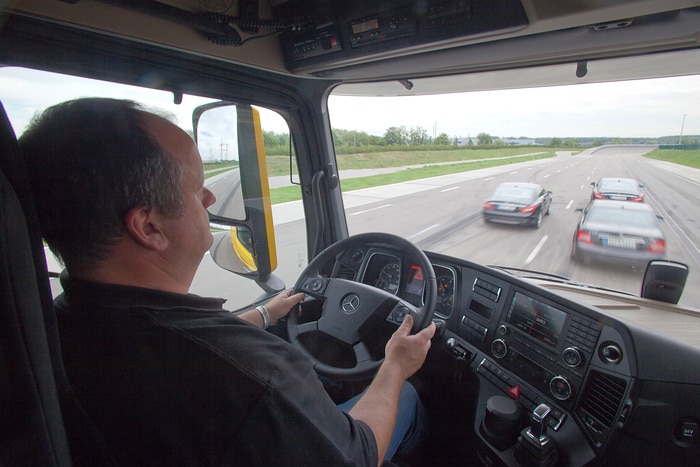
left=351, top=341, right=379, bottom=374
left=297, top=276, right=329, bottom=298
left=385, top=300, right=420, bottom=326
left=294, top=320, right=319, bottom=336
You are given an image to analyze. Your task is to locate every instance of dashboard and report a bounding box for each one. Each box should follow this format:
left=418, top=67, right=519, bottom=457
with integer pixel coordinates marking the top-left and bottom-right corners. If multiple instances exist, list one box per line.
left=330, top=244, right=700, bottom=466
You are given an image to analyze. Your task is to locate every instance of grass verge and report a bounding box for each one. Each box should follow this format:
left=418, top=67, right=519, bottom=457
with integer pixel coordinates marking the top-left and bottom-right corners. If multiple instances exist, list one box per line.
left=644, top=149, right=700, bottom=169
left=269, top=151, right=556, bottom=204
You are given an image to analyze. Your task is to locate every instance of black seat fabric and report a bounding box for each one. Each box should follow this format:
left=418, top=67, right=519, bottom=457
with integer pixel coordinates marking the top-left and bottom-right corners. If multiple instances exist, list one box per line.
left=0, top=104, right=71, bottom=465
left=0, top=103, right=115, bottom=465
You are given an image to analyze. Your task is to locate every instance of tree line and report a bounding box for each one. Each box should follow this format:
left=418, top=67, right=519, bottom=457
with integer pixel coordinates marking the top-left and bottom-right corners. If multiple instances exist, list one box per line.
left=263, top=126, right=699, bottom=153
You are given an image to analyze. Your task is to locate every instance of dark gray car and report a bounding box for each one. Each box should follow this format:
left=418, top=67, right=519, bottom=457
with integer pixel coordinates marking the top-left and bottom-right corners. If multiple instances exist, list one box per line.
left=590, top=177, right=644, bottom=202
left=483, top=182, right=552, bottom=228
left=572, top=199, right=666, bottom=266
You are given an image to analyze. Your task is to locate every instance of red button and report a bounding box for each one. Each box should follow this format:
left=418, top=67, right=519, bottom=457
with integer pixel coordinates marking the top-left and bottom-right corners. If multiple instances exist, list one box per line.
left=508, top=385, right=521, bottom=399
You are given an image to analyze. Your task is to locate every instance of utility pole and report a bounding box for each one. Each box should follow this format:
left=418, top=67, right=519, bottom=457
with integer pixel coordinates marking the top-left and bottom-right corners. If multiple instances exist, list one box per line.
left=678, top=114, right=687, bottom=145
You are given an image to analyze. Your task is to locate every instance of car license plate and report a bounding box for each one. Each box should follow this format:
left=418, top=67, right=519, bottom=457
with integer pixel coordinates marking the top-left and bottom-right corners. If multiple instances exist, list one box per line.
left=610, top=195, right=626, bottom=200
left=497, top=205, right=517, bottom=211
left=603, top=236, right=636, bottom=249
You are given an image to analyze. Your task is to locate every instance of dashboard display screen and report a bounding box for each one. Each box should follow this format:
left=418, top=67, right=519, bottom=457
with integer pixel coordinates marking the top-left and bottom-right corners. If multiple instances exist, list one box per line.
left=405, top=265, right=424, bottom=297
left=506, top=291, right=567, bottom=348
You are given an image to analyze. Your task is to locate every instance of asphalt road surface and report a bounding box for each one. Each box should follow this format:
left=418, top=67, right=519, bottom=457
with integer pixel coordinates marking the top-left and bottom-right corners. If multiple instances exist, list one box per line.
left=191, top=147, right=700, bottom=312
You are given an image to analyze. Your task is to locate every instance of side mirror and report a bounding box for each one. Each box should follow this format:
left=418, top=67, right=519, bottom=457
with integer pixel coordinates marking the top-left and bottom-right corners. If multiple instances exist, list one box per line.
left=193, top=102, right=281, bottom=292
left=641, top=260, right=688, bottom=304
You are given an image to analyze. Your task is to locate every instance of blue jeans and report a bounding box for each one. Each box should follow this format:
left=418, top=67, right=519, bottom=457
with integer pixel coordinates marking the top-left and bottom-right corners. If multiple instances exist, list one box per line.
left=337, top=382, right=426, bottom=462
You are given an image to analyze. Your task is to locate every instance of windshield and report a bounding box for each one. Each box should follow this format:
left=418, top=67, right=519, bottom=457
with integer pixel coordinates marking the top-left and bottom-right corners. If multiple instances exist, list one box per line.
left=329, top=75, right=700, bottom=309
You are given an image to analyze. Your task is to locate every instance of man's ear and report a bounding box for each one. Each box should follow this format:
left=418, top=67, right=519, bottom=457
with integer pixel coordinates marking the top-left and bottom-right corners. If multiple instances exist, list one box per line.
left=124, top=207, right=169, bottom=251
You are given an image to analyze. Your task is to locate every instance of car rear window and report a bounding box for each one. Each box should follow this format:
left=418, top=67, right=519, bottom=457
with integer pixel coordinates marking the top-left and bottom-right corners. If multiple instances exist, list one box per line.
left=599, top=180, right=637, bottom=192
left=492, top=186, right=536, bottom=201
left=588, top=206, right=657, bottom=228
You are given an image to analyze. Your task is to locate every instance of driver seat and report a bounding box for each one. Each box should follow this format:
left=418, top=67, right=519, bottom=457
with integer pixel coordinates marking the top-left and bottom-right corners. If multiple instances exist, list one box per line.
left=0, top=101, right=115, bottom=465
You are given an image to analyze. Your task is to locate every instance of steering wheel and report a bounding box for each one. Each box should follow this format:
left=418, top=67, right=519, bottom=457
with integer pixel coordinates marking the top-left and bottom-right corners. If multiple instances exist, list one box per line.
left=289, top=232, right=436, bottom=380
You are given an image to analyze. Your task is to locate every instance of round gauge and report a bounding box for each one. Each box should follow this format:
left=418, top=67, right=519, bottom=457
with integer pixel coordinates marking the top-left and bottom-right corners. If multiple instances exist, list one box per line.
left=436, top=275, right=454, bottom=315
left=375, top=260, right=401, bottom=294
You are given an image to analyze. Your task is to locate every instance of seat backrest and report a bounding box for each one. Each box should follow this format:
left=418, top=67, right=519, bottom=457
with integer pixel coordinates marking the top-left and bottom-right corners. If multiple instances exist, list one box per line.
left=0, top=102, right=72, bottom=465
left=0, top=102, right=116, bottom=466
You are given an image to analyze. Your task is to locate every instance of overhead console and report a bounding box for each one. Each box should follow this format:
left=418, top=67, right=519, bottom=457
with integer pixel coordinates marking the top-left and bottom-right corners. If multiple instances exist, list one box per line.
left=271, top=0, right=529, bottom=74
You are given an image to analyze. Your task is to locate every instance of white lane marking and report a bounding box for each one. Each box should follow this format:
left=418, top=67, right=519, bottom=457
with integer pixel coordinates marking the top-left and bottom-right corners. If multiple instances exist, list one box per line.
left=524, top=235, right=549, bottom=266
left=510, top=171, right=518, bottom=174
left=408, top=224, right=440, bottom=240
left=484, top=177, right=496, bottom=181
left=544, top=174, right=550, bottom=178
left=441, top=186, right=460, bottom=193
left=350, top=204, right=392, bottom=216
left=566, top=200, right=573, bottom=210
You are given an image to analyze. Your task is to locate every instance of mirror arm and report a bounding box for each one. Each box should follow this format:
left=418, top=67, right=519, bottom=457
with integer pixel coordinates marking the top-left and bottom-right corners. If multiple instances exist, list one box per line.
left=256, top=273, right=286, bottom=294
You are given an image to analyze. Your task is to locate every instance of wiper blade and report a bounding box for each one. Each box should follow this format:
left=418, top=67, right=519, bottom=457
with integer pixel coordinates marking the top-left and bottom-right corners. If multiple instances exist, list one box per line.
left=487, top=265, right=637, bottom=297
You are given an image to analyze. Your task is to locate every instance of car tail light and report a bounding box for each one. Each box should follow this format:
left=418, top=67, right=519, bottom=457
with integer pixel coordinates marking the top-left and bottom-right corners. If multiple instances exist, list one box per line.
left=593, top=192, right=606, bottom=200
left=483, top=201, right=495, bottom=210
left=519, top=204, right=537, bottom=213
left=631, top=195, right=644, bottom=202
left=577, top=230, right=593, bottom=244
left=648, top=239, right=666, bottom=253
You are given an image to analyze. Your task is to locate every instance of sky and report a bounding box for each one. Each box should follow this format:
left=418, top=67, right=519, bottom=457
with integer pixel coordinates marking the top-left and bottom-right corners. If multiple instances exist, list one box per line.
left=328, top=76, right=700, bottom=140
left=1, top=67, right=698, bottom=145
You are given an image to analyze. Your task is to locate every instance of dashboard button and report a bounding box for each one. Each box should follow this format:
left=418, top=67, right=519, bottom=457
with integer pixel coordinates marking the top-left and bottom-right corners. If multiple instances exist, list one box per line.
left=563, top=347, right=583, bottom=368
left=549, top=376, right=573, bottom=401
left=491, top=339, right=508, bottom=359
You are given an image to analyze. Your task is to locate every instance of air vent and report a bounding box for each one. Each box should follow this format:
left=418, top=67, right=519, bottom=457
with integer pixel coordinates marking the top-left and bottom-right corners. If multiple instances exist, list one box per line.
left=577, top=370, right=628, bottom=450
left=579, top=370, right=627, bottom=428
left=337, top=265, right=356, bottom=280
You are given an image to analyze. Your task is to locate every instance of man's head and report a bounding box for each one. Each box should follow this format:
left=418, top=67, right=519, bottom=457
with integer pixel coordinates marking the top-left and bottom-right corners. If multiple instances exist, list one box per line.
left=19, top=97, right=215, bottom=290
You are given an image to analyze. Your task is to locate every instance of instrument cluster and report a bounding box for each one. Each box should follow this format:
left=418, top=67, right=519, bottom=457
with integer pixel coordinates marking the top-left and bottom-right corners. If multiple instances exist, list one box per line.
left=359, top=249, right=456, bottom=318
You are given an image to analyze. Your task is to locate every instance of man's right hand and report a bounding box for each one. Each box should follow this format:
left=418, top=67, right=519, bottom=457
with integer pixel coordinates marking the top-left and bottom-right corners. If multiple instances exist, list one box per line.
left=384, top=314, right=436, bottom=381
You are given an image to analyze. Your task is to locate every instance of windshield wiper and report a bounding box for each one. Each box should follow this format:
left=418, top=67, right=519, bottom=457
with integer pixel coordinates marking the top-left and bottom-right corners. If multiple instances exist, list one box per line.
left=487, top=265, right=637, bottom=297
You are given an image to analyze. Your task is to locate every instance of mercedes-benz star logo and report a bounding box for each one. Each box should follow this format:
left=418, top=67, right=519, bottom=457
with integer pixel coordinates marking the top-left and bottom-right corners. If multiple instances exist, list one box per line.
left=341, top=294, right=361, bottom=313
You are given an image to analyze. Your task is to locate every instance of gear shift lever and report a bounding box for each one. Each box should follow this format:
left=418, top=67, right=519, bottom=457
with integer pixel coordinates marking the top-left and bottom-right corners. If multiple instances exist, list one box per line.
left=529, top=403, right=551, bottom=441
left=514, top=403, right=558, bottom=466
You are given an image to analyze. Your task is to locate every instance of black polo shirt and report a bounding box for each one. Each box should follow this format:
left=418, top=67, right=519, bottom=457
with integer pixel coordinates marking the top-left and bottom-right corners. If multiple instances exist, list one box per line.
left=55, top=275, right=378, bottom=465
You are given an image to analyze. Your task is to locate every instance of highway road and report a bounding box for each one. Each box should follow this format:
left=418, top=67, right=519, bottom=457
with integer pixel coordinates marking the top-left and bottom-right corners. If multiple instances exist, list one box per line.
left=190, top=147, right=700, bottom=312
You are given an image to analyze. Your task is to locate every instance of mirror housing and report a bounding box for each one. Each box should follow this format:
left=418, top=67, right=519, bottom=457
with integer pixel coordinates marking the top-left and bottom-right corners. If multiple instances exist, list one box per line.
left=194, top=102, right=279, bottom=289
left=641, top=260, right=688, bottom=304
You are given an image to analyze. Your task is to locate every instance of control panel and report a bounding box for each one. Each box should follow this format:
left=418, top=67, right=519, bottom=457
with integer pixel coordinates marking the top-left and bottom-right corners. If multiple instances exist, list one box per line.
left=487, top=290, right=602, bottom=409
left=274, top=0, right=529, bottom=73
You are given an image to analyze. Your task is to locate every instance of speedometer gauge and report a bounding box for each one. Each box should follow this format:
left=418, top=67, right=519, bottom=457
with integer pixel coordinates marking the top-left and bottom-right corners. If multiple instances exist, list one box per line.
left=376, top=261, right=401, bottom=294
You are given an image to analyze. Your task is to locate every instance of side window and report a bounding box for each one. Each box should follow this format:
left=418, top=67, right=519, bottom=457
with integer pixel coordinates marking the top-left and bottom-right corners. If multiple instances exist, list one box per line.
left=0, top=67, right=307, bottom=310
left=193, top=106, right=308, bottom=308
